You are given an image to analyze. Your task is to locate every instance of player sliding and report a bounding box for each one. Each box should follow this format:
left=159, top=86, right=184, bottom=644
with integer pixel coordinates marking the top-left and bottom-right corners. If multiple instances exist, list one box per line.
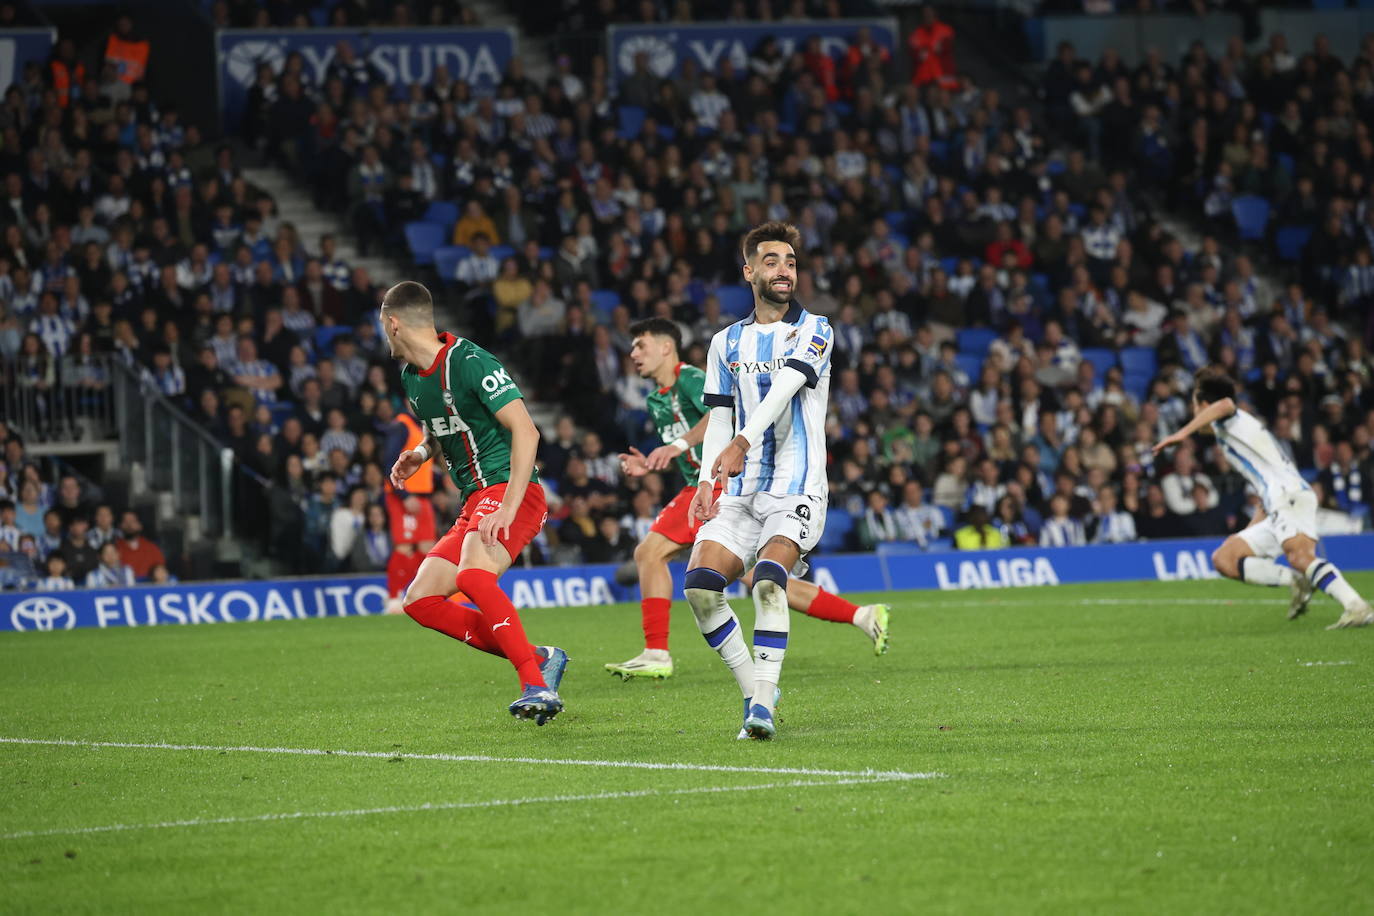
left=684, top=221, right=835, bottom=740
left=383, top=281, right=569, bottom=724
left=1153, top=365, right=1373, bottom=629
left=606, top=317, right=889, bottom=680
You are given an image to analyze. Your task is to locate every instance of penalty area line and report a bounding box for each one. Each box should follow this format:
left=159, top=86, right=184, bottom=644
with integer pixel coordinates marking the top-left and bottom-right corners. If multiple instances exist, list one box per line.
left=0, top=737, right=943, bottom=782
left=0, top=776, right=907, bottom=841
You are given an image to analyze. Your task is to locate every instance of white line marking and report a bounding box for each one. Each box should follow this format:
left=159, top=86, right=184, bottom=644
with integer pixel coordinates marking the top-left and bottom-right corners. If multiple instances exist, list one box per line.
left=0, top=777, right=898, bottom=841
left=1297, top=660, right=1355, bottom=667
left=911, top=597, right=1281, bottom=609
left=0, top=737, right=942, bottom=782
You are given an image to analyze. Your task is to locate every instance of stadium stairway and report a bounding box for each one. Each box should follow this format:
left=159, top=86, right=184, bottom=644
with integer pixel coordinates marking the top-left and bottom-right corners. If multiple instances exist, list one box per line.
left=241, top=166, right=399, bottom=292
left=468, top=0, right=552, bottom=83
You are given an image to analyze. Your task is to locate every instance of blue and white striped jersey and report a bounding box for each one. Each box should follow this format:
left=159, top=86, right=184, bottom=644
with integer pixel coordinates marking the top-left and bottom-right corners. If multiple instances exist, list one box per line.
left=1213, top=408, right=1309, bottom=512
left=704, top=300, right=833, bottom=499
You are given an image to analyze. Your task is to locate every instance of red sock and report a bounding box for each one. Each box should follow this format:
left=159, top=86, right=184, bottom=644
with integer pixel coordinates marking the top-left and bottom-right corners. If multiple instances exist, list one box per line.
left=456, top=569, right=545, bottom=688
left=387, top=549, right=425, bottom=599
left=402, top=596, right=504, bottom=656
left=641, top=597, right=671, bottom=651
left=803, top=588, right=859, bottom=624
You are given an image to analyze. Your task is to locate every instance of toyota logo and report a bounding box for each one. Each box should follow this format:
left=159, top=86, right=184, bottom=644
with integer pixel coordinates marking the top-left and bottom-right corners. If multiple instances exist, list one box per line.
left=10, top=595, right=77, bottom=632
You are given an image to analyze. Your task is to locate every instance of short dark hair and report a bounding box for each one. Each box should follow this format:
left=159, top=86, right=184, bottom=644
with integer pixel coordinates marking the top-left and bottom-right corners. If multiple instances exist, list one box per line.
left=629, top=318, right=681, bottom=352
left=741, top=220, right=802, bottom=263
left=1193, top=365, right=1237, bottom=405
left=381, top=280, right=434, bottom=322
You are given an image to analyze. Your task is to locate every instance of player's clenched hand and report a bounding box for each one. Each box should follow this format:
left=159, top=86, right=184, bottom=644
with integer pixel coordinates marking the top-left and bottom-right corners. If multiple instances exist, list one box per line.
left=711, top=436, right=749, bottom=481
left=688, top=480, right=719, bottom=524
left=645, top=443, right=682, bottom=470
left=390, top=449, right=425, bottom=489
left=478, top=502, right=517, bottom=548
left=1151, top=432, right=1186, bottom=455
left=618, top=447, right=650, bottom=478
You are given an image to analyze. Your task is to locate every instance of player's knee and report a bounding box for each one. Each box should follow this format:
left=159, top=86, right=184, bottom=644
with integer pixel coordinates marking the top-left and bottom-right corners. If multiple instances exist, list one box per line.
left=634, top=537, right=666, bottom=567
left=1285, top=545, right=1316, bottom=571
left=750, top=559, right=788, bottom=601
left=684, top=567, right=727, bottom=618
left=1211, top=547, right=1239, bottom=579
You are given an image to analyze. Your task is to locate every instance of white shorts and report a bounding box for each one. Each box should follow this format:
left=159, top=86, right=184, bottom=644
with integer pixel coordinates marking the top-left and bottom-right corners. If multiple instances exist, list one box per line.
left=695, top=491, right=826, bottom=567
left=1238, top=488, right=1318, bottom=558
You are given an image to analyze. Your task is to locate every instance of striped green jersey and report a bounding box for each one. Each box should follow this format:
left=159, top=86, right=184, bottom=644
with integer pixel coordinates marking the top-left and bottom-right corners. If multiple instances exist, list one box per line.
left=644, top=362, right=707, bottom=485
left=399, top=332, right=537, bottom=499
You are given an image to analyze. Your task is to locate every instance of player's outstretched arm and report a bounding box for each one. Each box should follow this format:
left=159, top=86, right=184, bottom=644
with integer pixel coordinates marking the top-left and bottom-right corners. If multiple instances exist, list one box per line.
left=390, top=432, right=438, bottom=489
left=480, top=398, right=539, bottom=546
left=646, top=414, right=709, bottom=471
left=1152, top=397, right=1236, bottom=454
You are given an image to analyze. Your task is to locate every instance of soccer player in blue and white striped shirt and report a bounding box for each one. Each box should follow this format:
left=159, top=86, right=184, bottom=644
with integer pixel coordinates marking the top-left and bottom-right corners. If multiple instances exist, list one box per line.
left=684, top=221, right=836, bottom=741
left=1153, top=365, right=1373, bottom=628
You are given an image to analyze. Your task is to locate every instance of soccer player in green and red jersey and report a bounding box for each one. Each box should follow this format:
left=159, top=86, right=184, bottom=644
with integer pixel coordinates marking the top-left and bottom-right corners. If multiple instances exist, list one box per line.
left=383, top=281, right=567, bottom=725
left=604, top=318, right=890, bottom=680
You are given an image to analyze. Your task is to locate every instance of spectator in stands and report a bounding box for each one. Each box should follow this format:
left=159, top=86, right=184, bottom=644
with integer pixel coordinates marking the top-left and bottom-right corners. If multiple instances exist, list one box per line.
left=60, top=516, right=98, bottom=582
left=115, top=510, right=164, bottom=579
left=856, top=489, right=901, bottom=550
left=35, top=552, right=75, bottom=591
left=1161, top=449, right=1218, bottom=517
left=954, top=505, right=1007, bottom=551
left=349, top=502, right=391, bottom=573
left=85, top=540, right=135, bottom=588
left=1092, top=485, right=1137, bottom=544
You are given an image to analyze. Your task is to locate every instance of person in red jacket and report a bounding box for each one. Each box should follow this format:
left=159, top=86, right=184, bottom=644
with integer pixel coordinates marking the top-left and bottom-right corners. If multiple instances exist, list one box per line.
left=908, top=5, right=955, bottom=86
left=115, top=510, right=165, bottom=579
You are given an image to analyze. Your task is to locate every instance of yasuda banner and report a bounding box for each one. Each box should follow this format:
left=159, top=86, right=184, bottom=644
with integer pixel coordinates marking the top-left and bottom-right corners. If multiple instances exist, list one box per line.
left=4, top=535, right=1372, bottom=633
left=216, top=27, right=515, bottom=129
left=0, top=29, right=56, bottom=95
left=608, top=19, right=899, bottom=89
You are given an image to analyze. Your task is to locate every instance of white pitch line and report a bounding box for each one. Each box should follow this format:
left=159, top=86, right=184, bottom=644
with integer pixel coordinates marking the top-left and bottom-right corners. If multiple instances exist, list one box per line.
left=0, top=737, right=942, bottom=782
left=912, top=597, right=1278, bottom=609
left=0, top=777, right=896, bottom=841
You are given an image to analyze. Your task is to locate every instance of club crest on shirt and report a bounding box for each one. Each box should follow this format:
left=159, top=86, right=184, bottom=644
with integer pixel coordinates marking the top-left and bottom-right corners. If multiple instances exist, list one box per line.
left=442, top=387, right=456, bottom=410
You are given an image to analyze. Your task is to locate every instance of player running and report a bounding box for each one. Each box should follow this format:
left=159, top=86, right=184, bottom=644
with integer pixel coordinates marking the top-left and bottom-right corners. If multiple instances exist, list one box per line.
left=1153, top=365, right=1373, bottom=629
left=684, top=221, right=838, bottom=740
left=605, top=317, right=889, bottom=679
left=383, top=281, right=569, bottom=724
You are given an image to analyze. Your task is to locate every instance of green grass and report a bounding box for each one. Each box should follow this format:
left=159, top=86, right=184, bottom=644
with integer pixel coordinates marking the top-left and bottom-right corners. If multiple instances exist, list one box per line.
left=2, top=577, right=1373, bottom=914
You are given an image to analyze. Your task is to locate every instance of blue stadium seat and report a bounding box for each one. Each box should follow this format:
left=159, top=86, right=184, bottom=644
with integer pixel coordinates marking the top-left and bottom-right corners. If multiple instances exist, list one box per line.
left=433, top=245, right=467, bottom=284
left=686, top=280, right=708, bottom=306
left=956, top=354, right=983, bottom=381
left=1122, top=372, right=1152, bottom=402
left=884, top=210, right=912, bottom=233
left=818, top=508, right=852, bottom=553
left=1119, top=346, right=1157, bottom=378
left=928, top=139, right=949, bottom=162
left=617, top=105, right=647, bottom=140
left=1301, top=467, right=1320, bottom=483
left=489, top=244, right=515, bottom=262
left=1081, top=347, right=1118, bottom=378
left=423, top=201, right=458, bottom=230
left=715, top=285, right=754, bottom=317
left=589, top=289, right=620, bottom=322
left=314, top=325, right=352, bottom=356
left=538, top=246, right=555, bottom=260
left=1231, top=195, right=1270, bottom=241
left=1276, top=152, right=1295, bottom=177
left=926, top=537, right=954, bottom=553
left=404, top=221, right=445, bottom=266
left=956, top=327, right=997, bottom=356
left=939, top=256, right=960, bottom=275
left=1275, top=225, right=1313, bottom=262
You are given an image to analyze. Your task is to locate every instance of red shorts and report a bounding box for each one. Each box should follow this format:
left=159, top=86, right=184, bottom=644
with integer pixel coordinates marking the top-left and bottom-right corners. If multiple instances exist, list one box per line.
left=650, top=483, right=722, bottom=546
left=428, top=482, right=548, bottom=565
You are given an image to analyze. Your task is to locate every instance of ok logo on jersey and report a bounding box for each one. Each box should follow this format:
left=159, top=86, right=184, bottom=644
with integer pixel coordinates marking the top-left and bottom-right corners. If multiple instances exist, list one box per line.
left=481, top=367, right=513, bottom=392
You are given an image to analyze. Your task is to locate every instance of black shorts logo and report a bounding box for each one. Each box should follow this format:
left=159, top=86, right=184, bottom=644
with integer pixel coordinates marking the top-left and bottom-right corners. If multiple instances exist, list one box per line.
left=796, top=504, right=811, bottom=521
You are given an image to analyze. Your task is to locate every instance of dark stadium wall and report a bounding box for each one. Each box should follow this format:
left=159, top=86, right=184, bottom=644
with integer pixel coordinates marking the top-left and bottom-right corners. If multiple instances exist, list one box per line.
left=35, top=0, right=220, bottom=137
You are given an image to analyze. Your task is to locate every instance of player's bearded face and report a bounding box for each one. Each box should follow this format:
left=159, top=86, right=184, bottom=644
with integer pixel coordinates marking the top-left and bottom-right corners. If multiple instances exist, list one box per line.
left=751, top=247, right=796, bottom=305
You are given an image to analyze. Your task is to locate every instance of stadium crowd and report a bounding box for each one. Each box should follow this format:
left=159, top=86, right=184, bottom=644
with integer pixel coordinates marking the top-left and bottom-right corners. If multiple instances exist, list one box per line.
left=2, top=7, right=1373, bottom=591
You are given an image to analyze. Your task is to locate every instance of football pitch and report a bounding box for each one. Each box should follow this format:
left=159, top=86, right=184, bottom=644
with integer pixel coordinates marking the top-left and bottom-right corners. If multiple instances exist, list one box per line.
left=2, top=577, right=1372, bottom=914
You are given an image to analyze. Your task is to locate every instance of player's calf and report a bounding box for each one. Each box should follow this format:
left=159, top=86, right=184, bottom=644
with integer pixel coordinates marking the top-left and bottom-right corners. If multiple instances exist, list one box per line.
left=684, top=567, right=754, bottom=698
left=750, top=559, right=790, bottom=719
